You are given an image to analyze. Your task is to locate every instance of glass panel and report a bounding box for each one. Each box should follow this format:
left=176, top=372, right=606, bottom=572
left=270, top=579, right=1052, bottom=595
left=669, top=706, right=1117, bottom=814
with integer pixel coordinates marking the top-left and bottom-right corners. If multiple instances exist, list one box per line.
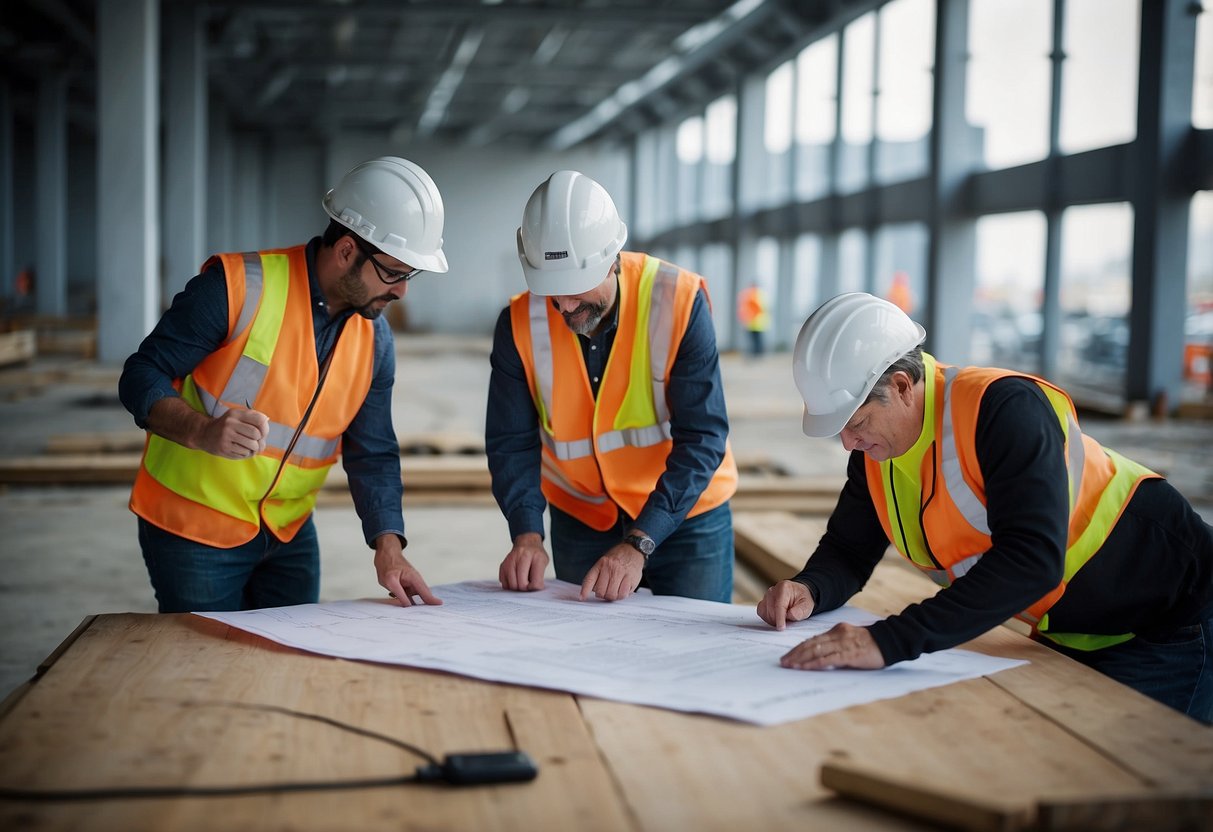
left=703, top=95, right=736, bottom=218
left=795, top=35, right=838, bottom=200
left=1185, top=191, right=1213, bottom=403
left=1195, top=2, right=1213, bottom=128
left=765, top=62, right=794, bottom=155
left=838, top=13, right=875, bottom=193
left=966, top=0, right=1051, bottom=169
left=762, top=61, right=794, bottom=207
left=973, top=211, right=1047, bottom=372
left=792, top=234, right=823, bottom=327
left=700, top=242, right=735, bottom=343
left=677, top=116, right=704, bottom=164
left=838, top=228, right=868, bottom=293
left=876, top=0, right=934, bottom=183
left=675, top=119, right=702, bottom=226
left=1059, top=0, right=1139, bottom=154
left=1057, top=203, right=1134, bottom=401
left=873, top=223, right=928, bottom=318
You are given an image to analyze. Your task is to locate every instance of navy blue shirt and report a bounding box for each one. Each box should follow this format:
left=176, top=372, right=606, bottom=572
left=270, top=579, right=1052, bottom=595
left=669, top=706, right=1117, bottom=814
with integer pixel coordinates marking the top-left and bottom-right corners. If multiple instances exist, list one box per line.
left=486, top=282, right=730, bottom=546
left=118, top=238, right=405, bottom=548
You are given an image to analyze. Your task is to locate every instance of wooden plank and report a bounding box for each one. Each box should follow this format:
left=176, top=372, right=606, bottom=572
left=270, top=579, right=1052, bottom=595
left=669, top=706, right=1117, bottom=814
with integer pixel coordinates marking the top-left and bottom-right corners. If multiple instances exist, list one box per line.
left=0, top=330, right=35, bottom=367
left=44, top=430, right=146, bottom=455
left=0, top=614, right=633, bottom=832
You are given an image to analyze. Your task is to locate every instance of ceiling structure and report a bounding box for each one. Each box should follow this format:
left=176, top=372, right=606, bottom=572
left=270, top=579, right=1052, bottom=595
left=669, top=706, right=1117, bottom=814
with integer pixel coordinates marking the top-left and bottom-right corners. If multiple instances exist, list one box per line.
left=2, top=0, right=878, bottom=150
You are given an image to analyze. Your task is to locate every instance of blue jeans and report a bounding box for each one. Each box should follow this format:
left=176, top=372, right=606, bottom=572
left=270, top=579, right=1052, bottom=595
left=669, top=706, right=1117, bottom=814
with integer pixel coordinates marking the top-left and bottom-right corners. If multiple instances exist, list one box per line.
left=1042, top=605, right=1213, bottom=725
left=549, top=502, right=734, bottom=603
left=139, top=517, right=321, bottom=612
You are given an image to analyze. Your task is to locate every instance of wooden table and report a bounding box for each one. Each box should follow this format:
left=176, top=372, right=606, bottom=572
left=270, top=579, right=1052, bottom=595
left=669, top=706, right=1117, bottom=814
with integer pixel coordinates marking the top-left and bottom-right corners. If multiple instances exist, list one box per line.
left=1, top=559, right=1211, bottom=832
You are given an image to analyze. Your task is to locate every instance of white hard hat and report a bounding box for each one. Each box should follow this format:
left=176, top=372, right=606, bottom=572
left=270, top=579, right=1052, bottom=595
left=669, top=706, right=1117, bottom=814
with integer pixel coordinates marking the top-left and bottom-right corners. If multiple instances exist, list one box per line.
left=322, top=156, right=449, bottom=274
left=516, top=170, right=628, bottom=296
left=792, top=292, right=927, bottom=437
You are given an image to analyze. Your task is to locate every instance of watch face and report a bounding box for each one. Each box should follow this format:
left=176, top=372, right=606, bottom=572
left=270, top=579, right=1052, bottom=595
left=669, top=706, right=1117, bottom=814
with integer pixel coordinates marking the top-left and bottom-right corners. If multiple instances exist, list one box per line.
left=628, top=534, right=655, bottom=555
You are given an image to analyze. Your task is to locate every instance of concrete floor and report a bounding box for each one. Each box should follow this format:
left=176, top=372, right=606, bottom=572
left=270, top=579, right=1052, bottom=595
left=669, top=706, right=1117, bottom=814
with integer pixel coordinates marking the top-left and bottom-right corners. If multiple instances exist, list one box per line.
left=1, top=334, right=1209, bottom=702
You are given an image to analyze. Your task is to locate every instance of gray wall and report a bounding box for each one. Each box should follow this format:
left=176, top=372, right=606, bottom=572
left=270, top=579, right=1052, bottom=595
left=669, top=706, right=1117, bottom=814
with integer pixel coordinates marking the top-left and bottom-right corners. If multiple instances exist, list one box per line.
left=222, top=133, right=629, bottom=335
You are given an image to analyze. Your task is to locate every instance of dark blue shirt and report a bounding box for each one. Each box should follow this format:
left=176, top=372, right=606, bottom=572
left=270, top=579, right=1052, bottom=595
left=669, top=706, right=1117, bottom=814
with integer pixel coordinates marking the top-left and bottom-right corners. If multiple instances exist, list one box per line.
left=485, top=281, right=730, bottom=546
left=118, top=238, right=405, bottom=547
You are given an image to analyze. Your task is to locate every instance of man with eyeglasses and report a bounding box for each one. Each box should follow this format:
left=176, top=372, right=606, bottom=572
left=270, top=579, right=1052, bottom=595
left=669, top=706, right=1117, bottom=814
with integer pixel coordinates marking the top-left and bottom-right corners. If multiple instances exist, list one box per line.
left=486, top=170, right=738, bottom=603
left=119, top=157, right=447, bottom=613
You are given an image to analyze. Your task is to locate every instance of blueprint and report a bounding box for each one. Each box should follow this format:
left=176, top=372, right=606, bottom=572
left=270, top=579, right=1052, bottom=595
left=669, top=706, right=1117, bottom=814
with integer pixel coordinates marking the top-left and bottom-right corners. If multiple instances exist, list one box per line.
left=197, top=580, right=1026, bottom=725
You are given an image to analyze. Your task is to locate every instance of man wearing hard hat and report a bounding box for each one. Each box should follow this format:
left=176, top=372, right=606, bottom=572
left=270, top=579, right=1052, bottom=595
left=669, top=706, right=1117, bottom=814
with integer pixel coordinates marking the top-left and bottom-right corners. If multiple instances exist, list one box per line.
left=120, top=157, right=447, bottom=612
left=486, top=170, right=738, bottom=603
left=758, top=292, right=1213, bottom=723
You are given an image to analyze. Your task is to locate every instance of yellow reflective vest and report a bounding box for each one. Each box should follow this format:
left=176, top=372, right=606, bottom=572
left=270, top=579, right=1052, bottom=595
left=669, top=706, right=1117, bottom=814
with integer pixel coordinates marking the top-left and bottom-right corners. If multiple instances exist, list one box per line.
left=130, top=246, right=375, bottom=547
left=509, top=251, right=737, bottom=531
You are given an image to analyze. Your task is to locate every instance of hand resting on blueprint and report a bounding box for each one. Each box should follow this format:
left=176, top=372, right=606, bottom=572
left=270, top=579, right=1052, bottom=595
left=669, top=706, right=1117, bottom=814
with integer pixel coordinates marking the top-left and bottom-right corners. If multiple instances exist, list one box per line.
left=579, top=543, right=646, bottom=602
left=759, top=579, right=884, bottom=670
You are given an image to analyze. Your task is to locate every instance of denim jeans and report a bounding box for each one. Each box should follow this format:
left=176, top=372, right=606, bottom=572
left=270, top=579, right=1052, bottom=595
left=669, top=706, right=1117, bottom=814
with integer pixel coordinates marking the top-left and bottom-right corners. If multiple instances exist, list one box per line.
left=1042, top=604, right=1213, bottom=725
left=139, top=517, right=321, bottom=612
left=549, top=502, right=734, bottom=603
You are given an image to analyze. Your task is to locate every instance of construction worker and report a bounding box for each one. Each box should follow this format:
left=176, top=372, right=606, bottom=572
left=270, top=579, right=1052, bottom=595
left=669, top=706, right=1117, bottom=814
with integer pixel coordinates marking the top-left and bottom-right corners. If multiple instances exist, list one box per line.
left=487, top=170, right=738, bottom=603
left=758, top=292, right=1213, bottom=723
left=119, top=157, right=447, bottom=612
left=737, top=280, right=771, bottom=357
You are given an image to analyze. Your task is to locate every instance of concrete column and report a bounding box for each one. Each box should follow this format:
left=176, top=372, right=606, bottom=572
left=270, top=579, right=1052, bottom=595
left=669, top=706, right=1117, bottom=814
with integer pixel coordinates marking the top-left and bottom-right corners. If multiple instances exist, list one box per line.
left=206, top=98, right=232, bottom=253
left=163, top=3, right=207, bottom=297
left=35, top=71, right=69, bottom=318
left=0, top=82, right=13, bottom=298
left=925, top=0, right=978, bottom=363
left=1126, top=0, right=1196, bottom=412
left=97, top=0, right=159, bottom=364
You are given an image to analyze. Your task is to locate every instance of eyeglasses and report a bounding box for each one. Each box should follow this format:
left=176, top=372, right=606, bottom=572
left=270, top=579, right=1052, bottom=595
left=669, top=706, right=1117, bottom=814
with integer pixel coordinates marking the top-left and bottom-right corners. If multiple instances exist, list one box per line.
left=353, top=236, right=423, bottom=285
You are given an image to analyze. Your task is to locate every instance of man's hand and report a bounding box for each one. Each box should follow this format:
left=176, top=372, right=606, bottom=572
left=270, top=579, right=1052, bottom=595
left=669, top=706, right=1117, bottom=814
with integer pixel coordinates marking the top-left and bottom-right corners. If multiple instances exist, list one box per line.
left=779, top=622, right=885, bottom=670
left=757, top=579, right=815, bottom=630
left=374, top=534, right=442, bottom=607
left=198, top=408, right=270, bottom=459
left=579, top=543, right=645, bottom=601
left=499, top=532, right=549, bottom=591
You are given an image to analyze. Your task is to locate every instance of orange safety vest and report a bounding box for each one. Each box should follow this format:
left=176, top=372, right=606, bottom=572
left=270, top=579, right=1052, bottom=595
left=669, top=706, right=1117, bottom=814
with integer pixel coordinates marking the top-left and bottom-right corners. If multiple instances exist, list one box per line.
left=866, top=353, right=1159, bottom=651
left=130, top=246, right=375, bottom=548
left=737, top=286, right=770, bottom=332
left=510, top=251, right=738, bottom=531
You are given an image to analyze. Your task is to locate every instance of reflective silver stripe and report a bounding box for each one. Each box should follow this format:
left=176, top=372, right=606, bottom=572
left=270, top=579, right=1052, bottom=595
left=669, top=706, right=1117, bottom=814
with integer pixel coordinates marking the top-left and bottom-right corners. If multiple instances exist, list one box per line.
left=647, top=259, right=679, bottom=425
left=541, top=456, right=608, bottom=504
left=539, top=429, right=595, bottom=461
left=219, top=354, right=271, bottom=412
left=192, top=391, right=338, bottom=462
left=597, top=422, right=672, bottom=453
left=940, top=366, right=991, bottom=535
left=923, top=568, right=950, bottom=587
left=949, top=552, right=984, bottom=580
left=225, top=252, right=264, bottom=346
left=528, top=293, right=556, bottom=427
left=1065, top=412, right=1085, bottom=513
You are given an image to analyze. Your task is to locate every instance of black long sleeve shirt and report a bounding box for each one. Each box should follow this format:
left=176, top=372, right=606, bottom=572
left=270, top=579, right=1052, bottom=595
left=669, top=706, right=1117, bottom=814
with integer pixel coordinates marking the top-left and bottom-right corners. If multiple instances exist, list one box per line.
left=794, top=377, right=1213, bottom=665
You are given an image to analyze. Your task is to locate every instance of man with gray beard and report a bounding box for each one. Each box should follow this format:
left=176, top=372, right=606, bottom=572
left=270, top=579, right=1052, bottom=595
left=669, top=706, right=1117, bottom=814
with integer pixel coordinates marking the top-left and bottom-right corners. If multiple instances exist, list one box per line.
left=486, top=171, right=738, bottom=604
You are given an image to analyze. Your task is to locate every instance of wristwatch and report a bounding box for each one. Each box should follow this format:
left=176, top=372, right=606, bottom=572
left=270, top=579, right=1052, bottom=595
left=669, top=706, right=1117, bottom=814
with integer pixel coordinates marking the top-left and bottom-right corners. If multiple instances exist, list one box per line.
left=624, top=532, right=656, bottom=561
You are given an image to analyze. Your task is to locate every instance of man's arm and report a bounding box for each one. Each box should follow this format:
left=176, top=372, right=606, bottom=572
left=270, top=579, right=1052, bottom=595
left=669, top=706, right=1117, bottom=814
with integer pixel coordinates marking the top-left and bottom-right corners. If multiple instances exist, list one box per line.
left=343, top=317, right=439, bottom=606
left=485, top=307, right=551, bottom=591
left=865, top=378, right=1068, bottom=665
left=631, top=290, right=729, bottom=546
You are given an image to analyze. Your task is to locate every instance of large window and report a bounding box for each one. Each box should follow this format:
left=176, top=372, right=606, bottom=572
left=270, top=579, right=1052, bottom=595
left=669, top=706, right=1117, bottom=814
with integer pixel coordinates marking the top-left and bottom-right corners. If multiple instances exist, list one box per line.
left=1057, top=203, right=1134, bottom=397
left=1059, top=0, right=1139, bottom=154
left=873, top=223, right=927, bottom=318
left=973, top=212, right=1046, bottom=371
left=838, top=13, right=875, bottom=193
left=675, top=117, right=703, bottom=226
left=838, top=228, right=868, bottom=293
left=762, top=61, right=795, bottom=206
left=1196, top=1, right=1213, bottom=128
left=795, top=35, right=838, bottom=200
left=792, top=234, right=823, bottom=327
left=876, top=0, right=933, bottom=183
left=966, top=0, right=1051, bottom=169
left=703, top=95, right=736, bottom=218
left=1186, top=191, right=1213, bottom=402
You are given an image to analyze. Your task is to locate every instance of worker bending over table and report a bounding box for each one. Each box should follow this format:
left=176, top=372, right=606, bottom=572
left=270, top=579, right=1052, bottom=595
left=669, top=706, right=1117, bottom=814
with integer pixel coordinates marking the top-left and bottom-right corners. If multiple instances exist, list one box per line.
left=758, top=292, right=1213, bottom=724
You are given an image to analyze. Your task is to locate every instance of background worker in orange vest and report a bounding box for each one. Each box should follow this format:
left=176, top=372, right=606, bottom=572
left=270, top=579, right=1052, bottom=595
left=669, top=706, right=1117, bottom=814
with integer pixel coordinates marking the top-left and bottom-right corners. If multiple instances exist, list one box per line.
left=486, top=170, right=738, bottom=603
left=758, top=292, right=1213, bottom=723
left=736, top=279, right=770, bottom=358
left=119, top=157, right=447, bottom=613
